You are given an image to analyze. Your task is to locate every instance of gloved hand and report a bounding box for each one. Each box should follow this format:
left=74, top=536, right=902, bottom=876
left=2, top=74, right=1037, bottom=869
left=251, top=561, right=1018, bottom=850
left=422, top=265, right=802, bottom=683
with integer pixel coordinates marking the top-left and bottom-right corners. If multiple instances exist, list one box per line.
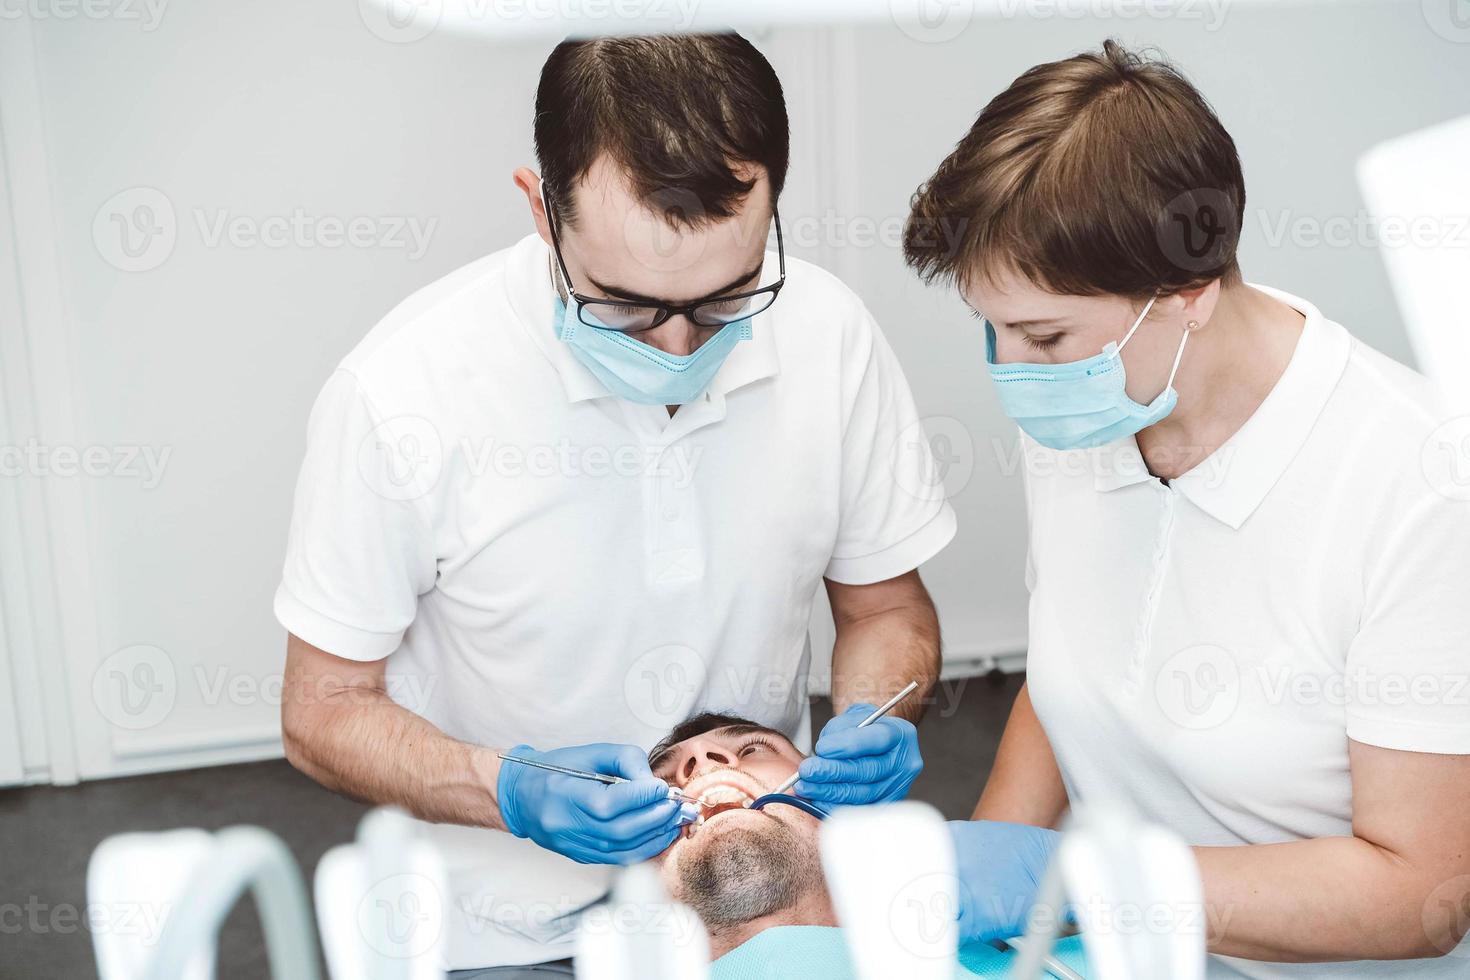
left=948, top=819, right=1064, bottom=943
left=497, top=743, right=697, bottom=865
left=791, top=702, right=923, bottom=806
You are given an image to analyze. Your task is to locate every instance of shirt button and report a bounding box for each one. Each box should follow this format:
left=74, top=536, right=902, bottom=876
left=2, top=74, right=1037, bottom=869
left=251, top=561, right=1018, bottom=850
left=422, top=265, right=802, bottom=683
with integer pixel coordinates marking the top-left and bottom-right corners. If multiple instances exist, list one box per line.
left=662, top=504, right=680, bottom=522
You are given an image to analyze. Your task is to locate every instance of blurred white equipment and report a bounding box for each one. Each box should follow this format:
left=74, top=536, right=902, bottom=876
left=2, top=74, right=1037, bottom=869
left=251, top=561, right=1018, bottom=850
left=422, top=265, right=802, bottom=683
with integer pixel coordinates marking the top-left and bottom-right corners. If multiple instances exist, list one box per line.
left=1013, top=805, right=1206, bottom=980
left=819, top=801, right=958, bottom=980
left=88, top=826, right=320, bottom=980
left=1358, top=113, right=1470, bottom=415
left=574, top=863, right=710, bottom=980
left=314, top=807, right=450, bottom=980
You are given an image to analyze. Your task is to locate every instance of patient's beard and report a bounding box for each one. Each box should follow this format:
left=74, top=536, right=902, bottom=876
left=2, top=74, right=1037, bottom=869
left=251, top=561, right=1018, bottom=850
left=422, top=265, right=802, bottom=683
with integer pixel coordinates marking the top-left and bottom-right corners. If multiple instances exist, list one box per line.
left=676, top=820, right=820, bottom=929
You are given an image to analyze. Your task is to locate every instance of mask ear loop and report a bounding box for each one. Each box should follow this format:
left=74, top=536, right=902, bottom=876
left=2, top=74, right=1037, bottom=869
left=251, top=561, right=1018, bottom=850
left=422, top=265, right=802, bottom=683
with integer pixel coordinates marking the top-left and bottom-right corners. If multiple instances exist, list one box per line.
left=1113, top=295, right=1195, bottom=393
left=1114, top=294, right=1160, bottom=353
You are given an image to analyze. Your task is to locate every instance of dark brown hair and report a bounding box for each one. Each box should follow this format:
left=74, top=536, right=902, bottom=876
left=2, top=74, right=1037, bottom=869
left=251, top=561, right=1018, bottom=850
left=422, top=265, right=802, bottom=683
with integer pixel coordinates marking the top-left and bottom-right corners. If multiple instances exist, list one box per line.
left=534, top=33, right=789, bottom=227
left=904, top=40, right=1244, bottom=298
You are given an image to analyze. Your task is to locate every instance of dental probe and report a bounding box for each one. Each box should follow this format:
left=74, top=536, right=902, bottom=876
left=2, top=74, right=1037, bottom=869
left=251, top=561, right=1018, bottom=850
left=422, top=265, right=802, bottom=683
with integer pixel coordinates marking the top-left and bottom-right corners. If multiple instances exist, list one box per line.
left=495, top=753, right=707, bottom=806
left=765, top=679, right=922, bottom=800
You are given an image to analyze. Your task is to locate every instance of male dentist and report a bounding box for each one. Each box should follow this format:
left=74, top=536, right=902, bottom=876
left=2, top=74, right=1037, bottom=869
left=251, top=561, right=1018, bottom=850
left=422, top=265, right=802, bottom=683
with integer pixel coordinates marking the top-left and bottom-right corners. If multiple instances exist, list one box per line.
left=276, top=33, right=954, bottom=975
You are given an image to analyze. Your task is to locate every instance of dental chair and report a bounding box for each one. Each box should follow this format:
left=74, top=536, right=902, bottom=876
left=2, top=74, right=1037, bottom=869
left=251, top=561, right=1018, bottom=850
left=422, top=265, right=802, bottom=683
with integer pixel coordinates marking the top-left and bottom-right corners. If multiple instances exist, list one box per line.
left=575, top=863, right=711, bottom=980
left=87, top=825, right=320, bottom=980
left=313, top=806, right=450, bottom=980
left=819, top=801, right=1206, bottom=980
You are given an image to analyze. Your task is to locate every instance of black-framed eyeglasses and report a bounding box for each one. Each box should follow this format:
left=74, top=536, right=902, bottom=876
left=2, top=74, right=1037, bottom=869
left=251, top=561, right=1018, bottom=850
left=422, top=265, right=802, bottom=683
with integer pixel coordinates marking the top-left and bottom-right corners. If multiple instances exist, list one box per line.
left=543, top=189, right=786, bottom=334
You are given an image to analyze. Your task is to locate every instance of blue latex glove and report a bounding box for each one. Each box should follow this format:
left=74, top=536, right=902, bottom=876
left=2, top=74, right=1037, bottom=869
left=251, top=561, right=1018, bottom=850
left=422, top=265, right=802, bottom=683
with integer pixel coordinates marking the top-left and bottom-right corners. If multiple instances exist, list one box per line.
left=791, top=702, right=923, bottom=806
left=948, top=819, right=1064, bottom=943
left=497, top=743, right=697, bottom=865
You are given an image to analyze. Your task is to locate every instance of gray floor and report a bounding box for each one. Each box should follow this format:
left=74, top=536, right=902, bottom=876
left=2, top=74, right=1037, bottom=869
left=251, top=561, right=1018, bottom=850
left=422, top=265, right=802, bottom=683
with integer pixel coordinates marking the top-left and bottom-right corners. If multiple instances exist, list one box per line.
left=0, top=673, right=1021, bottom=980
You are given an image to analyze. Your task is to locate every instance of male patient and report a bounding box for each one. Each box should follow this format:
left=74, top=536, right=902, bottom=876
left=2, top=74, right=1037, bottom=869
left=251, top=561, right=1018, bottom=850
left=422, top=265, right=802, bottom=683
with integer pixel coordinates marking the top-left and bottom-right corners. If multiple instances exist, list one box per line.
left=644, top=713, right=1088, bottom=978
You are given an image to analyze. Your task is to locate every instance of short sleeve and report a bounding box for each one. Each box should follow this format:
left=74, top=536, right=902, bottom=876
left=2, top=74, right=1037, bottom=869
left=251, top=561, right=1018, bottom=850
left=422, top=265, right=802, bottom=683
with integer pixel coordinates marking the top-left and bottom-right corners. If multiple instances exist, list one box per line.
left=274, top=369, right=437, bottom=660
left=1344, top=493, right=1470, bottom=755
left=822, top=308, right=957, bottom=585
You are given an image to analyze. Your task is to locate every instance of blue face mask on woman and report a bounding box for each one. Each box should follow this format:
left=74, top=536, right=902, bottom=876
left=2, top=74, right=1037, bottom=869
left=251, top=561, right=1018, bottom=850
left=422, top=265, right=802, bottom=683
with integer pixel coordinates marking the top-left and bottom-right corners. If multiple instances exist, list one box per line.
left=554, top=295, right=751, bottom=406
left=984, top=295, right=1194, bottom=451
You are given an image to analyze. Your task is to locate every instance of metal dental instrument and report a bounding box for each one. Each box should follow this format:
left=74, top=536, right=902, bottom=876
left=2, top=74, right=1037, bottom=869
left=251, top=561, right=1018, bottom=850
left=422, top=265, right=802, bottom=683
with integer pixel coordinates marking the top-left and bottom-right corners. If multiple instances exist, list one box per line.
left=762, top=679, right=922, bottom=801
left=496, top=753, right=707, bottom=807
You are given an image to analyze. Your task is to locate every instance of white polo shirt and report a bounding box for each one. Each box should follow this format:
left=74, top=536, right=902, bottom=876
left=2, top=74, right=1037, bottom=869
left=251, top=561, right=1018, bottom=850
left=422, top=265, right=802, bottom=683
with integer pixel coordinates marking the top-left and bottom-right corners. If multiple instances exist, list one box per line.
left=1022, top=286, right=1470, bottom=978
left=275, top=233, right=956, bottom=969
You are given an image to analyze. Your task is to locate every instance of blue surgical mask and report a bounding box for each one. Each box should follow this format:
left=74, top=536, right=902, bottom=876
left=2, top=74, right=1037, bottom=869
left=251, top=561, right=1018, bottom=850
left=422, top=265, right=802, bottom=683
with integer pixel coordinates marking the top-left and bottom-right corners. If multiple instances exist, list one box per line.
left=984, top=295, right=1192, bottom=451
left=554, top=295, right=751, bottom=406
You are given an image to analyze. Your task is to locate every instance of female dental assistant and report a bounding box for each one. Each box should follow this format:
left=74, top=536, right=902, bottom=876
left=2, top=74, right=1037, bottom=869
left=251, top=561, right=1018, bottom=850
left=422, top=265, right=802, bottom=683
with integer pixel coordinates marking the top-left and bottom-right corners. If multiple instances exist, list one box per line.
left=903, top=41, right=1470, bottom=977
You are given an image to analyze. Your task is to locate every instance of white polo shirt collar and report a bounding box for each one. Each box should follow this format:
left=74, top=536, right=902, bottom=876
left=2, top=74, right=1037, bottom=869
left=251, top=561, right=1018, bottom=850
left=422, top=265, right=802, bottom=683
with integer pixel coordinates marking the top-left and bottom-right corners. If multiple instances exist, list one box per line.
left=502, top=233, right=782, bottom=408
left=1091, top=285, right=1351, bottom=529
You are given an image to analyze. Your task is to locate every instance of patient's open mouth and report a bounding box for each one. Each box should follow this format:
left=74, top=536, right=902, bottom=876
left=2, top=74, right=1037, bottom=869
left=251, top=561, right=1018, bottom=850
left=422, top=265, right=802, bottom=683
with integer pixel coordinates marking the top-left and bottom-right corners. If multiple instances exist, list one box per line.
left=677, top=775, right=767, bottom=840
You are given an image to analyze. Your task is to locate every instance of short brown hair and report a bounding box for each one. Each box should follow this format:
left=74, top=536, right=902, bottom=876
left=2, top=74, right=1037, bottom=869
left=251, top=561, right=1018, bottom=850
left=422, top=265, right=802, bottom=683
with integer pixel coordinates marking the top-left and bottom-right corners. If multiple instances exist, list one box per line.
left=534, top=33, right=789, bottom=227
left=904, top=40, right=1244, bottom=298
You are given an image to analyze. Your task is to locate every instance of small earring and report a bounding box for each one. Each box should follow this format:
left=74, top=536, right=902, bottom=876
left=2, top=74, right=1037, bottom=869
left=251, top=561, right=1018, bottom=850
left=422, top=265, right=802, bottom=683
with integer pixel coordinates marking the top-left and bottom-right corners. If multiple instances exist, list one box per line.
left=1185, top=319, right=1200, bottom=331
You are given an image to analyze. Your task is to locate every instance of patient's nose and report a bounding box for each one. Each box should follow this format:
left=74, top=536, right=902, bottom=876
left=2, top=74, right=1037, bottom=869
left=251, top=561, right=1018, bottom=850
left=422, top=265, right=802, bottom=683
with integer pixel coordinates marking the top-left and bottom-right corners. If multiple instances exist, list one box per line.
left=679, top=741, right=733, bottom=781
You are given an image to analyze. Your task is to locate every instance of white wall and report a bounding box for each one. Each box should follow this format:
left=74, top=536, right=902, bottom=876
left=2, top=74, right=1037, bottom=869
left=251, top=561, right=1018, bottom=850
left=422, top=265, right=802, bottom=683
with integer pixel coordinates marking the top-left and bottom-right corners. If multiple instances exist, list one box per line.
left=2, top=0, right=1466, bottom=781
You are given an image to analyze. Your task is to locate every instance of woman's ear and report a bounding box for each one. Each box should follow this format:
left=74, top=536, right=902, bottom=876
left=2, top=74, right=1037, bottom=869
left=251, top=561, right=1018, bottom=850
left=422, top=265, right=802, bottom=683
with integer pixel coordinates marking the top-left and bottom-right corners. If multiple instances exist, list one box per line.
left=1168, top=279, right=1222, bottom=332
left=513, top=167, right=553, bottom=247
